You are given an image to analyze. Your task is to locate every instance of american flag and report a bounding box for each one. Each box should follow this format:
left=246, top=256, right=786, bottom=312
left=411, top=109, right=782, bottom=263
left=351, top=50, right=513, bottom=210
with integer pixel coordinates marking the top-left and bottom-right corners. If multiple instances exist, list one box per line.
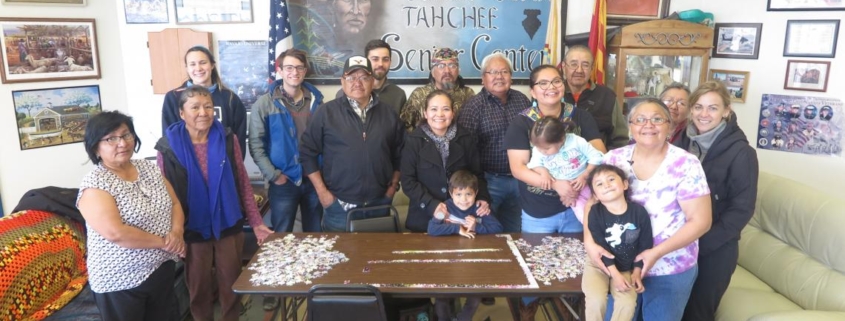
left=268, top=0, right=293, bottom=81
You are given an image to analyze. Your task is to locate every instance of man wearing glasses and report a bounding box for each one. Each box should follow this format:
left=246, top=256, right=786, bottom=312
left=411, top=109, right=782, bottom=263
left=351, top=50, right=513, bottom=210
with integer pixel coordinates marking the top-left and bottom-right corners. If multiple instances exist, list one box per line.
left=300, top=56, right=405, bottom=232
left=457, top=52, right=531, bottom=234
left=401, top=47, right=476, bottom=132
left=335, top=39, right=407, bottom=115
left=562, top=45, right=629, bottom=150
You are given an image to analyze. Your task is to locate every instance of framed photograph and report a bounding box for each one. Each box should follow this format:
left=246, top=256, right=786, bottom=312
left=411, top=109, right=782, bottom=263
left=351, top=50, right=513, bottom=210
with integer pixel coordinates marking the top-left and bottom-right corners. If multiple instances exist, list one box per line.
left=768, top=0, right=845, bottom=11
left=784, top=20, right=840, bottom=58
left=124, top=0, right=169, bottom=24
left=784, top=60, right=830, bottom=92
left=0, top=18, right=100, bottom=84
left=607, top=0, right=670, bottom=25
left=218, top=40, right=269, bottom=108
left=175, top=0, right=253, bottom=24
left=12, top=85, right=102, bottom=151
left=709, top=69, right=750, bottom=103
left=1, top=0, right=85, bottom=5
left=712, top=23, right=763, bottom=59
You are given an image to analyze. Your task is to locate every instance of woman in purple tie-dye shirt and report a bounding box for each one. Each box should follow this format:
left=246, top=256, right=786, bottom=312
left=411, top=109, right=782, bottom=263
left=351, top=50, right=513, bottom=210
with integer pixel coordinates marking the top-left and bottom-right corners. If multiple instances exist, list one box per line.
left=584, top=98, right=712, bottom=321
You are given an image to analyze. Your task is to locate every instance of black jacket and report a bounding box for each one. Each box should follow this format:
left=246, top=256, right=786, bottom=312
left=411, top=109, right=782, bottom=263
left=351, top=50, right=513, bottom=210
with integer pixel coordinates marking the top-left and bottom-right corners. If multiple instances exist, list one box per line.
left=300, top=94, right=405, bottom=203
left=155, top=129, right=246, bottom=243
left=400, top=126, right=490, bottom=232
left=674, top=115, right=758, bottom=256
left=563, top=82, right=628, bottom=149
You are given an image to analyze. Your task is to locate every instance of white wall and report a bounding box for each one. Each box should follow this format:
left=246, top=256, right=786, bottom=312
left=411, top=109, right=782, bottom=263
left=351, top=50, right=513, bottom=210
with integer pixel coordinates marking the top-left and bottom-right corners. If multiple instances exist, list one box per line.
left=0, top=1, right=127, bottom=214
left=1, top=0, right=843, bottom=214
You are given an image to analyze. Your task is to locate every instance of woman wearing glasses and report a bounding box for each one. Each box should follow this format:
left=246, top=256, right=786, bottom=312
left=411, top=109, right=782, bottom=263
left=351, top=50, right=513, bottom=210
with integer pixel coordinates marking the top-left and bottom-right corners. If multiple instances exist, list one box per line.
left=659, top=83, right=691, bottom=144
left=156, top=86, right=272, bottom=321
left=585, top=98, right=712, bottom=321
left=675, top=81, right=758, bottom=321
left=77, top=111, right=184, bottom=321
left=161, top=46, right=247, bottom=158
left=504, top=65, right=605, bottom=318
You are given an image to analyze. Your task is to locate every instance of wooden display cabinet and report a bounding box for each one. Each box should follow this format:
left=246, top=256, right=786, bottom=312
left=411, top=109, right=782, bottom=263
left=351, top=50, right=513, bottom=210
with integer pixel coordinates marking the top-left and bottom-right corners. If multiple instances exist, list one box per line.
left=606, top=20, right=714, bottom=113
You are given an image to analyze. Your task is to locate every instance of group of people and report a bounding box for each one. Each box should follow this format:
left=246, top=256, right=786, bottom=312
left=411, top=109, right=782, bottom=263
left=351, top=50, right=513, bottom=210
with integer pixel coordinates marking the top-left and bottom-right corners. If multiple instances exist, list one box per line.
left=76, top=36, right=758, bottom=321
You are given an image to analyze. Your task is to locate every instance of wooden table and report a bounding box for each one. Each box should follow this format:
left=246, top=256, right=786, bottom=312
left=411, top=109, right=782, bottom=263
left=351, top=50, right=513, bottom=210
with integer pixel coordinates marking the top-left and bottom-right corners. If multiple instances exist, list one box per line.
left=234, top=232, right=583, bottom=298
left=235, top=233, right=585, bottom=320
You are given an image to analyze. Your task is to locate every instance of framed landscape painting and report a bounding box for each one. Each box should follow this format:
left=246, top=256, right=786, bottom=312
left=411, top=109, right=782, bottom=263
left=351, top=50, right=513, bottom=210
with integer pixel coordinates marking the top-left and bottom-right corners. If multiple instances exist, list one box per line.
left=0, top=18, right=100, bottom=84
left=12, top=85, right=102, bottom=150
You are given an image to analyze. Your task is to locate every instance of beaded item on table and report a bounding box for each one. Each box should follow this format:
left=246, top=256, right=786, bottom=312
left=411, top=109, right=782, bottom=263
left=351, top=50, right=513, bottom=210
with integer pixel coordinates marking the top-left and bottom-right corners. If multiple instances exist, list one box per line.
left=248, top=234, right=349, bottom=286
left=512, top=236, right=586, bottom=285
left=392, top=248, right=501, bottom=254
left=367, top=259, right=512, bottom=264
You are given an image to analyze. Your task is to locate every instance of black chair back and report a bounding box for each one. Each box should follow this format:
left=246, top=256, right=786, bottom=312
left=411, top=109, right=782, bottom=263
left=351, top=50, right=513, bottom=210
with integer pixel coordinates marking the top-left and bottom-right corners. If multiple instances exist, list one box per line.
left=307, top=284, right=388, bottom=321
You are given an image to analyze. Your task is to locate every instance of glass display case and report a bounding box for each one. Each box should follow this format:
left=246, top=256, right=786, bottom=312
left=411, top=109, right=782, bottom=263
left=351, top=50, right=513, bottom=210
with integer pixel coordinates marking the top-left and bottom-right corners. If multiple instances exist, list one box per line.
left=606, top=20, right=714, bottom=114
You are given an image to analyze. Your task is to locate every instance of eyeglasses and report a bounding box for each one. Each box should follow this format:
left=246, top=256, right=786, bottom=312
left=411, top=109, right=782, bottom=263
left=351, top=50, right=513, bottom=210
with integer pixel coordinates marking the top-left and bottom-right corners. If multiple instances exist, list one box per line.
left=533, top=78, right=564, bottom=90
left=566, top=61, right=592, bottom=70
left=343, top=75, right=372, bottom=82
left=433, top=63, right=459, bottom=70
left=484, top=70, right=511, bottom=77
left=662, top=99, right=687, bottom=108
left=282, top=65, right=306, bottom=73
left=101, top=132, right=135, bottom=146
left=629, top=116, right=668, bottom=126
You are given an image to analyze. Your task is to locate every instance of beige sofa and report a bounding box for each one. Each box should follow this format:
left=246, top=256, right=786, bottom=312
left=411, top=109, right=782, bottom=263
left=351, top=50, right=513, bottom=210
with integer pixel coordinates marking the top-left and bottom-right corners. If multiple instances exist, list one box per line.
left=716, top=172, right=845, bottom=321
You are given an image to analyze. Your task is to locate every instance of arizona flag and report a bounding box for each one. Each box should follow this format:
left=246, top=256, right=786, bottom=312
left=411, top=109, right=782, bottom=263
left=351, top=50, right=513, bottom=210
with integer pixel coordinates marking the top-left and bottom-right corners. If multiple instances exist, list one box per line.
left=268, top=0, right=293, bottom=81
left=543, top=0, right=561, bottom=68
left=588, top=0, right=607, bottom=85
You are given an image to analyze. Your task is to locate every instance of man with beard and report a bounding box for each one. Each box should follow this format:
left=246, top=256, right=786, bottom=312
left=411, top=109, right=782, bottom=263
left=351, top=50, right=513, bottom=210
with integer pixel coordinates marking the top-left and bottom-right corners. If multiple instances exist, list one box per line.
left=336, top=39, right=406, bottom=114
left=401, top=47, right=475, bottom=132
left=300, top=56, right=404, bottom=233
left=562, top=45, right=629, bottom=150
left=457, top=52, right=530, bottom=233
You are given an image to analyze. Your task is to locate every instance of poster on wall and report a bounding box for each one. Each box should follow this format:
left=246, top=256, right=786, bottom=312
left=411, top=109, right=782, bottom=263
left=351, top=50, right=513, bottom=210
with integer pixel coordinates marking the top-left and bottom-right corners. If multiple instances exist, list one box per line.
left=218, top=40, right=270, bottom=108
left=757, top=94, right=842, bottom=156
left=287, top=0, right=565, bottom=83
left=12, top=85, right=102, bottom=151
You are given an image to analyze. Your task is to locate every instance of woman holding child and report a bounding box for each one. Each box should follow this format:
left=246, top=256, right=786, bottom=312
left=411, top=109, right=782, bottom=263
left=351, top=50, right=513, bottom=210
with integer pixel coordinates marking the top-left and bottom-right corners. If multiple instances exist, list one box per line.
left=585, top=98, right=712, bottom=321
left=400, top=90, right=491, bottom=232
left=504, top=64, right=605, bottom=318
left=675, top=81, right=758, bottom=321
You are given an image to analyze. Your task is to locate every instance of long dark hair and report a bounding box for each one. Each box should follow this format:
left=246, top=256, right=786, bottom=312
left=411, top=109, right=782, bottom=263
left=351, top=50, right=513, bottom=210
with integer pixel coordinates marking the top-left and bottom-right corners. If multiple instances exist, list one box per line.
left=184, top=46, right=227, bottom=90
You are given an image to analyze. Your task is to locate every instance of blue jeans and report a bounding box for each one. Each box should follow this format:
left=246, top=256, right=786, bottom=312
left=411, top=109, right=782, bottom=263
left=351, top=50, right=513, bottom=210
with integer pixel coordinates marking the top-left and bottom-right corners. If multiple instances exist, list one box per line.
left=485, top=173, right=521, bottom=233
left=606, top=264, right=699, bottom=321
left=521, top=208, right=583, bottom=233
left=322, top=196, right=392, bottom=232
left=268, top=179, right=323, bottom=232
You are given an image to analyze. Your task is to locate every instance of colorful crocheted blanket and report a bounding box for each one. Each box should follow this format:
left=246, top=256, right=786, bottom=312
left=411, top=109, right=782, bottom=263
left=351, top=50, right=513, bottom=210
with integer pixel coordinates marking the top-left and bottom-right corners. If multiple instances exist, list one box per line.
left=0, top=210, right=87, bottom=320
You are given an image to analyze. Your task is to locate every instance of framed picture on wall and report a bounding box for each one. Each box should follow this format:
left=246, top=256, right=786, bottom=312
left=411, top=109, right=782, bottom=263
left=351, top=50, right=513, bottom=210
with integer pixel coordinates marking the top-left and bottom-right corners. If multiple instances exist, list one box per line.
left=712, top=23, right=763, bottom=59
left=783, top=60, right=830, bottom=92
left=174, top=0, right=253, bottom=24
left=768, top=0, right=845, bottom=11
left=607, top=0, right=670, bottom=25
left=12, top=85, right=102, bottom=151
left=0, top=18, right=100, bottom=84
left=709, top=69, right=750, bottom=103
left=1, top=0, right=85, bottom=5
left=124, top=0, right=169, bottom=24
left=783, top=20, right=840, bottom=58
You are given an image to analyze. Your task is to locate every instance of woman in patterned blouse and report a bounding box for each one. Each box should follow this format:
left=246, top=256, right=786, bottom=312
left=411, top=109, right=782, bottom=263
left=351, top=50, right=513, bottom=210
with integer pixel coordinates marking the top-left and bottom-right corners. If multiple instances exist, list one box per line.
left=77, top=111, right=185, bottom=321
left=584, top=98, right=712, bottom=321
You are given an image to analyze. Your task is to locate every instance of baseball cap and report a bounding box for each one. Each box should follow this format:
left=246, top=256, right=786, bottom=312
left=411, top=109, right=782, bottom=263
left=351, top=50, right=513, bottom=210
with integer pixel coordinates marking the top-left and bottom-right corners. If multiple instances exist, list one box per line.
left=343, top=56, right=372, bottom=75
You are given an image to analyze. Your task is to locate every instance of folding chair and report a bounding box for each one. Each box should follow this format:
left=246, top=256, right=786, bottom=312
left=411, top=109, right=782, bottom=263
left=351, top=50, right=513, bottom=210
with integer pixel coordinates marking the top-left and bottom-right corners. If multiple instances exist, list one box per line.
left=307, top=284, right=388, bottom=321
left=345, top=204, right=400, bottom=233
